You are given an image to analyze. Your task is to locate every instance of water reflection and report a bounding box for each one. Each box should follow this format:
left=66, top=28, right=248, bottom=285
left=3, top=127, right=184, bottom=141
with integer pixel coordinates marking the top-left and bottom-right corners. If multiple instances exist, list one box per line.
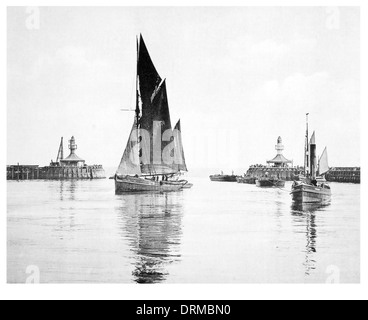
left=56, top=180, right=77, bottom=201
left=274, top=190, right=285, bottom=231
left=291, top=202, right=330, bottom=277
left=56, top=180, right=77, bottom=240
left=291, top=202, right=330, bottom=213
left=59, top=180, right=64, bottom=201
left=117, top=192, right=184, bottom=284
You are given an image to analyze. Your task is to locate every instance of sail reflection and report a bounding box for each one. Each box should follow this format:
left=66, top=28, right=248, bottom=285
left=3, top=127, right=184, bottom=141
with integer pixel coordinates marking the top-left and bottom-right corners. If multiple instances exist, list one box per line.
left=117, top=192, right=184, bottom=284
left=291, top=202, right=330, bottom=277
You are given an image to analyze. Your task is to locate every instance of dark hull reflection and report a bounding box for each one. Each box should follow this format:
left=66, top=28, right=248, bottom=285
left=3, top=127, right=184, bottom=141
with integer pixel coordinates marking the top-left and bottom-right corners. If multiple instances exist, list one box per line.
left=291, top=202, right=330, bottom=277
left=117, top=192, right=184, bottom=284
left=291, top=202, right=331, bottom=214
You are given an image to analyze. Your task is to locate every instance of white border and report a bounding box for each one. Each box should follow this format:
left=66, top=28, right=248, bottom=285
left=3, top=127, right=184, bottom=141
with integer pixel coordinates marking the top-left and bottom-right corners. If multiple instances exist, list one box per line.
left=1, top=0, right=367, bottom=300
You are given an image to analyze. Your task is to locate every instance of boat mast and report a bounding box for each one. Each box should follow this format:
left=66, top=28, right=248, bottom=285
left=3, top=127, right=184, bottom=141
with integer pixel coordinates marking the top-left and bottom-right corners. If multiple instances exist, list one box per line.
left=135, top=36, right=140, bottom=129
left=304, top=113, right=309, bottom=177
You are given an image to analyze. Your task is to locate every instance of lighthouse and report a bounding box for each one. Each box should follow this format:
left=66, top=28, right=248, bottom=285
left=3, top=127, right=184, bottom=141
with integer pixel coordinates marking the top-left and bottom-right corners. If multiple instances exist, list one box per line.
left=267, top=136, right=292, bottom=168
left=60, top=136, right=86, bottom=167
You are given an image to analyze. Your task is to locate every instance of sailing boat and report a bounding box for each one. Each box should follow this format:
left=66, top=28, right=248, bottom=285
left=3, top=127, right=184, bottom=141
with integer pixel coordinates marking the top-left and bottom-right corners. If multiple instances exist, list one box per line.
left=291, top=115, right=331, bottom=203
left=115, top=35, right=190, bottom=193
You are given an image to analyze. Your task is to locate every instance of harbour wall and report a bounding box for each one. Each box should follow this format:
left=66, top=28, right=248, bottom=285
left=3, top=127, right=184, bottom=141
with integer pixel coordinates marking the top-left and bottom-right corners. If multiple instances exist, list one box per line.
left=325, top=167, right=360, bottom=184
left=7, top=165, right=106, bottom=180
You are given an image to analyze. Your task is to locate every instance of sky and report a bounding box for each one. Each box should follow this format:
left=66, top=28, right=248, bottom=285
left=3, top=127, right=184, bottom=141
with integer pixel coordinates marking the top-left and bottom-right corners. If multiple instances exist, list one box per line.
left=7, top=7, right=360, bottom=173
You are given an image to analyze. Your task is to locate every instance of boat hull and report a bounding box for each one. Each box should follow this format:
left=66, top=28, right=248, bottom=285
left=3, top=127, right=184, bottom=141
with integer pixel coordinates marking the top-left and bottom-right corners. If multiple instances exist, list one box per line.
left=210, top=175, right=237, bottom=182
left=237, top=177, right=256, bottom=184
left=115, top=176, right=187, bottom=193
left=256, top=179, right=285, bottom=188
left=291, top=183, right=331, bottom=204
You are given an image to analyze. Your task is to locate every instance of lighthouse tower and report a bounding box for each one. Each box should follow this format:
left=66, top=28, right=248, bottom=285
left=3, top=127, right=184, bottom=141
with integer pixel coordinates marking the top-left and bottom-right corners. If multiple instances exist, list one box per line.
left=275, top=136, right=284, bottom=155
left=69, top=136, right=77, bottom=155
left=60, top=136, right=85, bottom=167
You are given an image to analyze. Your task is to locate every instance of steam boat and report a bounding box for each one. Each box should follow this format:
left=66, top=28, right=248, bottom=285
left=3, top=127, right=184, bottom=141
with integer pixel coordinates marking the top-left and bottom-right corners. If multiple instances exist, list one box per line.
left=291, top=114, right=331, bottom=204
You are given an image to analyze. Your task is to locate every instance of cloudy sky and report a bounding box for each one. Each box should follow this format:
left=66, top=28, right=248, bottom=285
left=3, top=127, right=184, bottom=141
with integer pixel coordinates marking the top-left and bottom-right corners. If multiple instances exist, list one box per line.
left=7, top=7, right=360, bottom=173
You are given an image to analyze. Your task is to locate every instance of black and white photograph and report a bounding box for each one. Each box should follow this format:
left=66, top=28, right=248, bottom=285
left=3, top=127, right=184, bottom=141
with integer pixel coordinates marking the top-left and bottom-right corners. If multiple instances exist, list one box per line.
left=2, top=2, right=367, bottom=300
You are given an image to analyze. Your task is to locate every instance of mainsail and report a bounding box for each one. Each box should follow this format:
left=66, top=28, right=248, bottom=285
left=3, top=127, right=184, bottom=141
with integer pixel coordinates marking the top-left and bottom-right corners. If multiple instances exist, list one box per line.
left=318, top=147, right=329, bottom=176
left=174, top=120, right=188, bottom=172
left=116, top=120, right=141, bottom=176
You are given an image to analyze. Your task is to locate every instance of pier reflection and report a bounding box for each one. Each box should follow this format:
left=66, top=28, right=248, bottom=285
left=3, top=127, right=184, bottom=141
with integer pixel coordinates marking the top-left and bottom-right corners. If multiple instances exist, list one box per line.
left=57, top=180, right=77, bottom=201
left=56, top=180, right=77, bottom=240
left=117, top=193, right=184, bottom=284
left=291, top=202, right=330, bottom=277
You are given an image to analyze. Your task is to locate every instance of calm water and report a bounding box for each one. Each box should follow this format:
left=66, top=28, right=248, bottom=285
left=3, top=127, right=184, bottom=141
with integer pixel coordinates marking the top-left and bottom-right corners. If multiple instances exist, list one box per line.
left=7, top=177, right=360, bottom=283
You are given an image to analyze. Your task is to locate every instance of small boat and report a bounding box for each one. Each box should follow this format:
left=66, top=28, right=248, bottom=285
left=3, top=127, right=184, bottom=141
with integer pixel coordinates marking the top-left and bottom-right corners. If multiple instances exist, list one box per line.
left=115, top=35, right=191, bottom=193
left=291, top=114, right=331, bottom=204
left=256, top=177, right=285, bottom=188
left=210, top=173, right=237, bottom=182
left=237, top=175, right=256, bottom=184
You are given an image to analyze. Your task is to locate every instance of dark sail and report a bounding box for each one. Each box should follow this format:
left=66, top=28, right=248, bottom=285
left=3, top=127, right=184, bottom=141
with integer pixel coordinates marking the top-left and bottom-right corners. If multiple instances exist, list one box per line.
left=141, top=79, right=172, bottom=132
left=138, top=35, right=162, bottom=121
left=140, top=80, right=177, bottom=175
left=174, top=120, right=188, bottom=172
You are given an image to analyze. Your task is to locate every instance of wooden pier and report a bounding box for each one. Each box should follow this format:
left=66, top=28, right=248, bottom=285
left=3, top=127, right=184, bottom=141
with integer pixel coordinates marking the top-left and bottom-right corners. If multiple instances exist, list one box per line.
left=7, top=165, right=40, bottom=180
